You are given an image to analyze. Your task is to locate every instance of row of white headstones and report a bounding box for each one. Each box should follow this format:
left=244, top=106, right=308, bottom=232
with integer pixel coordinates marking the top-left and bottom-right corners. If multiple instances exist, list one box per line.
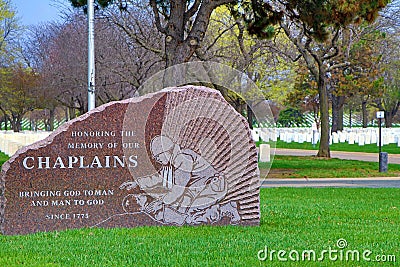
left=252, top=127, right=400, bottom=163
left=1, top=127, right=399, bottom=158
left=0, top=131, right=51, bottom=156
left=251, top=127, right=400, bottom=146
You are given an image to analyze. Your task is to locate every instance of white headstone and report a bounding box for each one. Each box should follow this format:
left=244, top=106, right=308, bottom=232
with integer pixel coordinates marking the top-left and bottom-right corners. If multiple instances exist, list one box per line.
left=293, top=133, right=299, bottom=143
left=312, top=131, right=320, bottom=144
left=383, top=135, right=390, bottom=145
left=286, top=133, right=293, bottom=143
left=365, top=134, right=371, bottom=145
left=332, top=132, right=339, bottom=143
left=348, top=134, right=355, bottom=145
left=259, top=144, right=271, bottom=162
left=354, top=133, right=359, bottom=143
left=279, top=132, right=285, bottom=142
left=271, top=131, right=277, bottom=142
left=251, top=130, right=259, bottom=142
left=259, top=130, right=269, bottom=142
left=358, top=134, right=365, bottom=146
left=371, top=133, right=377, bottom=144
left=306, top=133, right=312, bottom=143
left=339, top=132, right=347, bottom=143
left=298, top=134, right=305, bottom=143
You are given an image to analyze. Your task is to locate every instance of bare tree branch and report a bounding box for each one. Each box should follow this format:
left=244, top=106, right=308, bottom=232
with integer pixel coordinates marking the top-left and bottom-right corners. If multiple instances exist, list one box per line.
left=150, top=0, right=168, bottom=34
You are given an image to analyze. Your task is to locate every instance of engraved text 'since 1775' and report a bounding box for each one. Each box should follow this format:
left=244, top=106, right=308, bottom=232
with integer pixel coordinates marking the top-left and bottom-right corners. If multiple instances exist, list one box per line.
left=0, top=86, right=260, bottom=235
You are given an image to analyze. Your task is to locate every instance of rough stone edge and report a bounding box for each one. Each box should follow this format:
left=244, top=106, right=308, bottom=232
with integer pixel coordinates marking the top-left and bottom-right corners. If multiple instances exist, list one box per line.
left=0, top=85, right=259, bottom=233
left=1, top=86, right=222, bottom=174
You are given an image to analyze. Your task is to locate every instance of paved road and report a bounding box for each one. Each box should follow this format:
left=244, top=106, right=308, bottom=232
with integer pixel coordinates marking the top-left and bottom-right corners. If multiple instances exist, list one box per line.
left=274, top=148, right=400, bottom=164
left=261, top=177, right=400, bottom=188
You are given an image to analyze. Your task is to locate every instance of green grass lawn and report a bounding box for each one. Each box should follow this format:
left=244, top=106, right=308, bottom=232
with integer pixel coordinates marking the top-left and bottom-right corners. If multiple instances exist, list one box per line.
left=259, top=140, right=400, bottom=154
left=262, top=155, right=400, bottom=178
left=0, top=152, right=8, bottom=166
left=0, top=188, right=399, bottom=266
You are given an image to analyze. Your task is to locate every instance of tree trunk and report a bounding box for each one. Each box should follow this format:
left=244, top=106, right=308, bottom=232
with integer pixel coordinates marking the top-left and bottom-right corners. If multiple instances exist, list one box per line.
left=65, top=108, right=69, bottom=122
left=79, top=105, right=86, bottom=116
left=49, top=108, right=55, bottom=131
left=362, top=100, right=368, bottom=128
left=247, top=104, right=254, bottom=129
left=11, top=114, right=22, bottom=133
left=69, top=107, right=76, bottom=120
left=349, top=107, right=352, bottom=128
left=31, top=120, right=37, bottom=131
left=165, top=39, right=192, bottom=68
left=331, top=112, right=338, bottom=133
left=317, top=69, right=330, bottom=158
left=313, top=106, right=320, bottom=128
left=385, top=102, right=400, bottom=128
left=331, top=95, right=345, bottom=133
left=384, top=111, right=392, bottom=128
left=11, top=118, right=16, bottom=132
left=338, top=106, right=344, bottom=131
left=331, top=97, right=339, bottom=133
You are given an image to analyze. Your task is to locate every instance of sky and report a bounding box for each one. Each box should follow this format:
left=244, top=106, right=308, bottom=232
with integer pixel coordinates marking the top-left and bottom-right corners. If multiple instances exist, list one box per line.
left=12, top=0, right=70, bottom=26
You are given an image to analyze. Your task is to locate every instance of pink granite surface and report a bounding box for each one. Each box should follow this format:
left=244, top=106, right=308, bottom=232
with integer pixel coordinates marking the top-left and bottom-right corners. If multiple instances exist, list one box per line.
left=0, top=86, right=260, bottom=235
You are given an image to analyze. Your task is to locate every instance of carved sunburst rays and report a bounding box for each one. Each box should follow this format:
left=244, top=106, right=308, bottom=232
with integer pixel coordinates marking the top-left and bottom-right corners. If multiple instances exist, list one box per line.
left=160, top=89, right=259, bottom=209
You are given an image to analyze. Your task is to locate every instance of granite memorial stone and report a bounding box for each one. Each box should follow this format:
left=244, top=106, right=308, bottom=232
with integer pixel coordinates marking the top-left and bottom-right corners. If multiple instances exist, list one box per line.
left=0, top=86, right=260, bottom=235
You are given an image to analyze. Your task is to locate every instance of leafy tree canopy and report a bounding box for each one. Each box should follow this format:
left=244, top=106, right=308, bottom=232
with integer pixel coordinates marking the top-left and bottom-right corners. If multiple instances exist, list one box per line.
left=277, top=107, right=305, bottom=127
left=241, top=0, right=389, bottom=41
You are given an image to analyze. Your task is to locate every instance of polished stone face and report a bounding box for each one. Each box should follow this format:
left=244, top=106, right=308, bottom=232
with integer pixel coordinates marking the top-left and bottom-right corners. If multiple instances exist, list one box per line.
left=0, top=86, right=260, bottom=235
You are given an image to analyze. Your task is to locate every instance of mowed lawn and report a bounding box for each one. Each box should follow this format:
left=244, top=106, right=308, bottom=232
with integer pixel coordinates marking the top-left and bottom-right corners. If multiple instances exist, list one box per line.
left=262, top=155, right=400, bottom=178
left=260, top=140, right=400, bottom=154
left=0, top=152, right=8, bottom=167
left=0, top=188, right=399, bottom=266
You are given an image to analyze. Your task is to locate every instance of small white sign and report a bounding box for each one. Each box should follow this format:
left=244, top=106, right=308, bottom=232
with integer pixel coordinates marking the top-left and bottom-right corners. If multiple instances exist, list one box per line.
left=376, top=111, right=385, bottom=119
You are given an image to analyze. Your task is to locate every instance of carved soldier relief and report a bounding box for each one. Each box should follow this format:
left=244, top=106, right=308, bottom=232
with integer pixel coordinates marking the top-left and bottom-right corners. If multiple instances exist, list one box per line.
left=119, top=87, right=260, bottom=226
left=119, top=134, right=241, bottom=225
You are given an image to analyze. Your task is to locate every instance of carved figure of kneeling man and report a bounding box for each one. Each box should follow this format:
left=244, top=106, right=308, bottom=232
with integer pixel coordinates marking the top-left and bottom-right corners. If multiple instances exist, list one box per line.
left=120, top=135, right=240, bottom=225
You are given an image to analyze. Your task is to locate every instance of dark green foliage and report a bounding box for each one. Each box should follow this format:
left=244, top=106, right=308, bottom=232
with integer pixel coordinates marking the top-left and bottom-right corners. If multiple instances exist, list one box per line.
left=244, top=0, right=389, bottom=41
left=277, top=107, right=305, bottom=127
left=233, top=1, right=283, bottom=39
left=0, top=152, right=8, bottom=167
left=69, top=0, right=113, bottom=9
